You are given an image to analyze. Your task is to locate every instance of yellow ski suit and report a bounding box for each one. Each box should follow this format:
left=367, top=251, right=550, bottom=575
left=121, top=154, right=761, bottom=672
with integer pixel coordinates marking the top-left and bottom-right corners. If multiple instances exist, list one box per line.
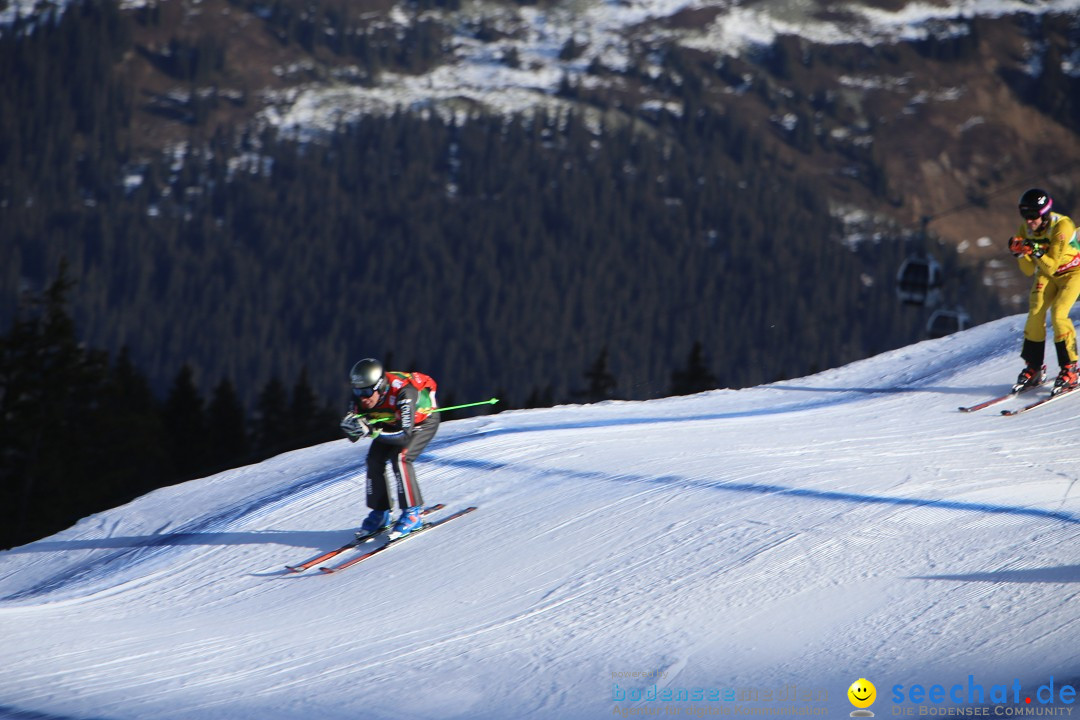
left=1016, top=211, right=1080, bottom=364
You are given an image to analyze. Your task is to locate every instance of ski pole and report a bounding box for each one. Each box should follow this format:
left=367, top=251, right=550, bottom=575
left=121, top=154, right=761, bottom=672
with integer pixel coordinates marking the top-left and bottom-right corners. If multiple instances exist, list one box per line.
left=359, top=398, right=499, bottom=425
left=431, top=398, right=500, bottom=414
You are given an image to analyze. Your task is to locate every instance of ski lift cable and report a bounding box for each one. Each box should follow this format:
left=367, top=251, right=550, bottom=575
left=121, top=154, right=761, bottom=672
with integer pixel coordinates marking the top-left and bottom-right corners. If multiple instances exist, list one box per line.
left=921, top=161, right=1076, bottom=227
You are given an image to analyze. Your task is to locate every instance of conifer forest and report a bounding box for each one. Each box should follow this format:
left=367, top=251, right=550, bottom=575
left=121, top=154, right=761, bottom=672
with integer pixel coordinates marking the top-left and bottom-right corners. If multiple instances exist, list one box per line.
left=0, top=1, right=1009, bottom=548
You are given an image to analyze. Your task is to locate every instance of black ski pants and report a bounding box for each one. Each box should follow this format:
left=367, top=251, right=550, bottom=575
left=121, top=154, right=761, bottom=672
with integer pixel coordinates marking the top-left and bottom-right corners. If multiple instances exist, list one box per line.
left=365, top=415, right=439, bottom=512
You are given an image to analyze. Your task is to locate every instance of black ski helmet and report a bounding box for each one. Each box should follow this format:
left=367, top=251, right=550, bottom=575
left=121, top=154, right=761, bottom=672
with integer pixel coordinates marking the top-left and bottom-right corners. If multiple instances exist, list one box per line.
left=349, top=358, right=386, bottom=396
left=1018, top=188, right=1053, bottom=220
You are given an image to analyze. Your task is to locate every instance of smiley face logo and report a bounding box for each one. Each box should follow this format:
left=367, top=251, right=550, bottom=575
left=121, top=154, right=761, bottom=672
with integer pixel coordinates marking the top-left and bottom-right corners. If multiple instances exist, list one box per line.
left=848, top=678, right=876, bottom=709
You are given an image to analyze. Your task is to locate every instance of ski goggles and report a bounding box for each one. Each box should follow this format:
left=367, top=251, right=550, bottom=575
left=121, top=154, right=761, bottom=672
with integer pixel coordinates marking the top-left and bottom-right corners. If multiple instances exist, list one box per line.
left=351, top=377, right=386, bottom=398
left=1020, top=202, right=1051, bottom=220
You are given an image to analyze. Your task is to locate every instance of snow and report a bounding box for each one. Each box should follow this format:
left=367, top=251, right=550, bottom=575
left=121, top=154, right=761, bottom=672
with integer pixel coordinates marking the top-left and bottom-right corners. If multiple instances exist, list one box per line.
left=0, top=0, right=150, bottom=28
left=5, top=0, right=1080, bottom=130
left=1, top=312, right=1079, bottom=719
left=257, top=0, right=1080, bottom=130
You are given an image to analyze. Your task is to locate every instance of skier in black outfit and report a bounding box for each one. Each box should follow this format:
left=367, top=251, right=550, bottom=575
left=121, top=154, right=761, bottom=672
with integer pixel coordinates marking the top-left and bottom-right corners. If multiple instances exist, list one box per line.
left=340, top=358, right=440, bottom=537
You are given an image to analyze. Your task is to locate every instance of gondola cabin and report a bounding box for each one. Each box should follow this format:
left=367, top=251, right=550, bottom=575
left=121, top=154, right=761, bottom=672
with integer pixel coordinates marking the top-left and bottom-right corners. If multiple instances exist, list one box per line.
left=896, top=255, right=944, bottom=306
left=926, top=308, right=971, bottom=339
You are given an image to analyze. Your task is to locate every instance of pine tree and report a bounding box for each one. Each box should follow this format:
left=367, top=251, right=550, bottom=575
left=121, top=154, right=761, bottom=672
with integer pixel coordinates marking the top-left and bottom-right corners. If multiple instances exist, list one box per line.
left=670, top=341, right=719, bottom=396
left=92, top=346, right=171, bottom=499
left=164, top=364, right=209, bottom=479
left=524, top=385, right=554, bottom=409
left=289, top=366, right=336, bottom=449
left=253, top=375, right=291, bottom=460
left=0, top=261, right=109, bottom=547
left=206, top=377, right=249, bottom=473
left=579, top=347, right=617, bottom=403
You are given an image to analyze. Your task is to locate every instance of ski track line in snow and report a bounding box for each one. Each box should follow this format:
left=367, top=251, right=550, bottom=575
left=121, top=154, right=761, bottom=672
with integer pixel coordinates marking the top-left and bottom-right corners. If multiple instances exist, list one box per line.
left=425, top=336, right=1006, bottom=453
left=262, top=482, right=937, bottom=704
left=409, top=443, right=1080, bottom=638
left=240, top=498, right=795, bottom=700
left=7, top=404, right=1074, bottom=611
left=0, top=458, right=369, bottom=605
left=350, top=440, right=1080, bottom=682
left=264, top=526, right=709, bottom=692
left=0, top=706, right=108, bottom=720
left=425, top=437, right=1079, bottom=581
left=423, top=453, right=1080, bottom=527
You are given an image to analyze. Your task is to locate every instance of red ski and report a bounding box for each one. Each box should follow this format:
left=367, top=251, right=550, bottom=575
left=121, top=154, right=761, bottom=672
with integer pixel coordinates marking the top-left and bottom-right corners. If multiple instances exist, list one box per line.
left=1001, top=386, right=1080, bottom=416
left=320, top=506, right=478, bottom=574
left=959, top=387, right=1038, bottom=412
left=285, top=504, right=444, bottom=573
left=958, top=375, right=1045, bottom=413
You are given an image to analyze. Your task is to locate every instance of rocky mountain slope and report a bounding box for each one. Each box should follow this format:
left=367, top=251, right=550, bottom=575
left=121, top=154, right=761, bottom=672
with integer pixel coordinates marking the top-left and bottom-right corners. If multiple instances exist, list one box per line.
left=15, top=0, right=1064, bottom=310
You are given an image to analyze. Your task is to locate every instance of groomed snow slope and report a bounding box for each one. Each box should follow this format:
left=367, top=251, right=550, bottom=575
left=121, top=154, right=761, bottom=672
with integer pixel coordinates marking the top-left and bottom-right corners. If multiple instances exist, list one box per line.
left=0, top=313, right=1078, bottom=720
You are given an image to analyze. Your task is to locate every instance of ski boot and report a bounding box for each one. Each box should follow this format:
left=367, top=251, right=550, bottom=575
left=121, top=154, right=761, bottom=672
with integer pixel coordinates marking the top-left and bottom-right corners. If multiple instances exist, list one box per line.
left=356, top=509, right=391, bottom=539
left=1053, top=363, right=1078, bottom=395
left=390, top=506, right=424, bottom=538
left=1013, top=364, right=1046, bottom=393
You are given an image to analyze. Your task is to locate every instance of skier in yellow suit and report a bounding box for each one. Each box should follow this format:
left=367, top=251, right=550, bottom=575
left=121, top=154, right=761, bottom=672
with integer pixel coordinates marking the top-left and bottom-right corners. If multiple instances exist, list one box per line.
left=1009, top=188, right=1080, bottom=395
